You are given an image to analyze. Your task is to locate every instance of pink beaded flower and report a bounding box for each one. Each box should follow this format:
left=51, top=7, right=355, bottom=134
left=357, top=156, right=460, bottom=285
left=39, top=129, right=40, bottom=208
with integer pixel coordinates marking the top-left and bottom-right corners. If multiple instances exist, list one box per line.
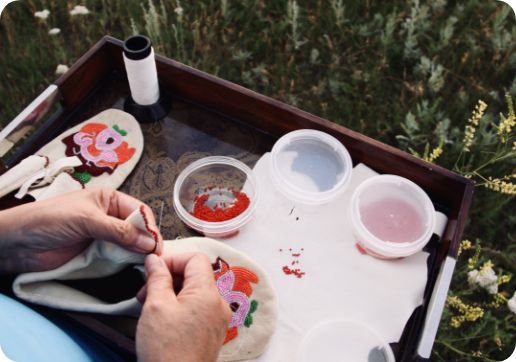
left=62, top=123, right=135, bottom=178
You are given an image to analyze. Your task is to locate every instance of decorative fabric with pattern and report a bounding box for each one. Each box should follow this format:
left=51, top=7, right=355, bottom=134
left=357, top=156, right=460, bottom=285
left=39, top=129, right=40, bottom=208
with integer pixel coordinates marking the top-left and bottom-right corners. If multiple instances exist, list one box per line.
left=213, top=257, right=260, bottom=345
left=62, top=123, right=136, bottom=179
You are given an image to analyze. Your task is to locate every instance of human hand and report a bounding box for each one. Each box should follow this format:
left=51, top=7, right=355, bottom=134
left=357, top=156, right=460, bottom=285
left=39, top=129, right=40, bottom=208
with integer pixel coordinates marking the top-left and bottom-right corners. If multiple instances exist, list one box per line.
left=0, top=187, right=162, bottom=274
left=136, top=253, right=232, bottom=362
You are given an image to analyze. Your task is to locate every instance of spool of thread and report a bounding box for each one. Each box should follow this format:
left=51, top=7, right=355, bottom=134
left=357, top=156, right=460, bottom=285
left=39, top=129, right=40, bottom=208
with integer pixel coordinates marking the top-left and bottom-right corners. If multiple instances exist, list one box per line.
left=123, top=35, right=160, bottom=106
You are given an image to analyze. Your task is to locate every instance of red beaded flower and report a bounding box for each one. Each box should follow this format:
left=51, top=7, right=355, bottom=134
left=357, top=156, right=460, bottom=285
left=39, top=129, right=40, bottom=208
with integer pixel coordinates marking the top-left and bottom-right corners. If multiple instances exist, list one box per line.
left=62, top=123, right=135, bottom=179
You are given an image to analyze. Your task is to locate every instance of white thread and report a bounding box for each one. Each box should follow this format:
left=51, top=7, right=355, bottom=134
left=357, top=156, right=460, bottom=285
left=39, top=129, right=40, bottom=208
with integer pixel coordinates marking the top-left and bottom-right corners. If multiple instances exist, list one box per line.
left=123, top=48, right=160, bottom=106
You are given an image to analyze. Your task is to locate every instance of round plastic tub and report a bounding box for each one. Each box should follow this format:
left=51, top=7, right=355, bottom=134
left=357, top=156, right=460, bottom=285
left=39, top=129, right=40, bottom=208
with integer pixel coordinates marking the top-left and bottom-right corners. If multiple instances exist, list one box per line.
left=350, top=175, right=435, bottom=259
left=173, top=156, right=259, bottom=238
left=270, top=129, right=353, bottom=205
left=297, top=319, right=395, bottom=362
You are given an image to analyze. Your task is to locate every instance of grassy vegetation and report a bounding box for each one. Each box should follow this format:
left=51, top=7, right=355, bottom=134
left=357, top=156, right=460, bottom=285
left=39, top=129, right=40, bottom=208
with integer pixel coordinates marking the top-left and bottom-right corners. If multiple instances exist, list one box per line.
left=1, top=0, right=515, bottom=360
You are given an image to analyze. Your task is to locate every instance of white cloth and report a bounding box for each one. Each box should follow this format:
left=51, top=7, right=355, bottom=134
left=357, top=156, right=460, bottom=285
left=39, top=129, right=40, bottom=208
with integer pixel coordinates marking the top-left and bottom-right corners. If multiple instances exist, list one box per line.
left=36, top=172, right=85, bottom=200
left=224, top=153, right=447, bottom=361
left=15, top=156, right=82, bottom=199
left=12, top=208, right=147, bottom=316
left=0, top=155, right=48, bottom=198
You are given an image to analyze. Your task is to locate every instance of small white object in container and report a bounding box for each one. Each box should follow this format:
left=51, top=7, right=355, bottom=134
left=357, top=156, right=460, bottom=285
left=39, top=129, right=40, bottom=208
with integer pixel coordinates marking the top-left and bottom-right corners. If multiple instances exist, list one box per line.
left=350, top=175, right=436, bottom=259
left=297, top=319, right=395, bottom=362
left=270, top=129, right=353, bottom=205
left=173, top=156, right=259, bottom=238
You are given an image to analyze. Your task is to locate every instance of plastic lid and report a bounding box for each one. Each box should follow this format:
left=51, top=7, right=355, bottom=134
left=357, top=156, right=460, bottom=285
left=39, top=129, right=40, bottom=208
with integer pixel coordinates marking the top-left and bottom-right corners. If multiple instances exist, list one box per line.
left=297, top=319, right=395, bottom=362
left=271, top=129, right=353, bottom=205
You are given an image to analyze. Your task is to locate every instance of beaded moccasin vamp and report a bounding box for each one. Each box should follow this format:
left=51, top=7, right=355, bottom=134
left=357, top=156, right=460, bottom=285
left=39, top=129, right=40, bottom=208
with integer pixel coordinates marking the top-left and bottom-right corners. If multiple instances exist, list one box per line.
left=167, top=238, right=278, bottom=362
left=0, top=109, right=143, bottom=200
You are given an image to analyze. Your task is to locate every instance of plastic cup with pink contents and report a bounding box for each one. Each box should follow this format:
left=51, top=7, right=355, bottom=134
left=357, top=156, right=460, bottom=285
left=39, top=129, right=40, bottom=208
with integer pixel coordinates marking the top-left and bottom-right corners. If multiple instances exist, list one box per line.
left=350, top=175, right=435, bottom=259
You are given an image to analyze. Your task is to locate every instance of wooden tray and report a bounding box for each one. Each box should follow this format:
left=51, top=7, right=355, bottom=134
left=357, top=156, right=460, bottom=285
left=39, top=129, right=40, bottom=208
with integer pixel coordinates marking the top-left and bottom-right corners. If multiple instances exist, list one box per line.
left=0, top=36, right=474, bottom=361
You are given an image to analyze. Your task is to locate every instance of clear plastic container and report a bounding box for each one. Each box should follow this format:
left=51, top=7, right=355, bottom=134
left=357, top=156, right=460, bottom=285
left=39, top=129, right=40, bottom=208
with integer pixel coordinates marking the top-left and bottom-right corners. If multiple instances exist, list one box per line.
left=270, top=129, right=353, bottom=205
left=173, top=156, right=259, bottom=238
left=350, top=175, right=436, bottom=259
left=297, top=319, right=395, bottom=362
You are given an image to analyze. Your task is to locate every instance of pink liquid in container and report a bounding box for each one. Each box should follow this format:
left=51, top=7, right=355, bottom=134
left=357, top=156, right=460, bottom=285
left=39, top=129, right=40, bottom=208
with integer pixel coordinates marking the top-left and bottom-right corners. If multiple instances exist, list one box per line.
left=350, top=175, right=436, bottom=259
left=359, top=198, right=425, bottom=243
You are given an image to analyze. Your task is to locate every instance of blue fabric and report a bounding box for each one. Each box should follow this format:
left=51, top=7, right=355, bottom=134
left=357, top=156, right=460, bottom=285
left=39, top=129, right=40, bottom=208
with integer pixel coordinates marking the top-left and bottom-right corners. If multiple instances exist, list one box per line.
left=0, top=294, right=123, bottom=362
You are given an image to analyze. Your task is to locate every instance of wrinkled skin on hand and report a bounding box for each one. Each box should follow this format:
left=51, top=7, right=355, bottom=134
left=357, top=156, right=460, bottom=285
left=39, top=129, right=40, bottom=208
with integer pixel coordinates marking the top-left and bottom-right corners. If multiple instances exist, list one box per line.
left=136, top=253, right=232, bottom=362
left=0, top=187, right=162, bottom=274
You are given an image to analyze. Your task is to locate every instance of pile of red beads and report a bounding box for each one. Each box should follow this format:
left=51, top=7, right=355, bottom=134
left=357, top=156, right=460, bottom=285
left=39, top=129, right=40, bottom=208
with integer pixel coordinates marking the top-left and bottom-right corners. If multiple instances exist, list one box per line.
left=191, top=188, right=250, bottom=222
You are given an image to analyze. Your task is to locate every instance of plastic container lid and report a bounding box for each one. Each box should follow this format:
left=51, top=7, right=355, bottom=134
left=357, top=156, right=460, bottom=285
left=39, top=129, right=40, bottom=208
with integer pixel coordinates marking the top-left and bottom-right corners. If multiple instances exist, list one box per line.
left=297, top=319, right=395, bottom=362
left=271, top=129, right=353, bottom=205
left=350, top=174, right=436, bottom=258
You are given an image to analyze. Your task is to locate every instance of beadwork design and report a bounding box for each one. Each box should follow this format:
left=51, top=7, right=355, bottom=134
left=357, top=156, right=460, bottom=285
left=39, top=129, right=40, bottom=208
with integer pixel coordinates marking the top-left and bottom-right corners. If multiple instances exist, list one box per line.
left=62, top=123, right=136, bottom=180
left=212, top=257, right=259, bottom=344
left=69, top=172, right=87, bottom=189
left=72, top=171, right=92, bottom=184
left=139, top=205, right=159, bottom=246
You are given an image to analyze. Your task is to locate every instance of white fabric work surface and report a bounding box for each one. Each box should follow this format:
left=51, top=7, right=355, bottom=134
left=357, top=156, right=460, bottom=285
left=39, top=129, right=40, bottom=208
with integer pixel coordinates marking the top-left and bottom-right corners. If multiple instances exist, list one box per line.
left=225, top=153, right=431, bottom=361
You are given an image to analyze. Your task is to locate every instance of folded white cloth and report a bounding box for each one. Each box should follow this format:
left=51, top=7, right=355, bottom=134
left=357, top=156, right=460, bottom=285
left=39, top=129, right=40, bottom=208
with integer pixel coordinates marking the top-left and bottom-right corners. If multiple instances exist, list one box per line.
left=224, top=153, right=448, bottom=361
left=15, top=156, right=83, bottom=199
left=12, top=207, right=148, bottom=315
left=0, top=155, right=49, bottom=198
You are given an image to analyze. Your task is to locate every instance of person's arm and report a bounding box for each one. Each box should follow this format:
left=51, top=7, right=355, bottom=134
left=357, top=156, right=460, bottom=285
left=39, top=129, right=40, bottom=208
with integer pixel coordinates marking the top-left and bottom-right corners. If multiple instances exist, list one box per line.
left=136, top=253, right=232, bottom=362
left=0, top=187, right=162, bottom=274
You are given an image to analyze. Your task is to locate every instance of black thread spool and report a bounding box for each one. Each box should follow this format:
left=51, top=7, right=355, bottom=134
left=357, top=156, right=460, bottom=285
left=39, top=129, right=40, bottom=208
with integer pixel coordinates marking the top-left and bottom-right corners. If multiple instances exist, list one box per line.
left=123, top=35, right=171, bottom=123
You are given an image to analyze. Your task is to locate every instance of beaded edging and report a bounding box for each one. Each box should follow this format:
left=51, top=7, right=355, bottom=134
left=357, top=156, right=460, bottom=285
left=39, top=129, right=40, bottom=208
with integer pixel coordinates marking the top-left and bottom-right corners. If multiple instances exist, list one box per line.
left=139, top=205, right=159, bottom=246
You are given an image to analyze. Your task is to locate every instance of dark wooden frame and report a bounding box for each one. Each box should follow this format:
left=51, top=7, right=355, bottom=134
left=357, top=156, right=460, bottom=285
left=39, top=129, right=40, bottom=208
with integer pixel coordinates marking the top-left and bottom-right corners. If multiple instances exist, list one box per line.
left=0, top=36, right=474, bottom=361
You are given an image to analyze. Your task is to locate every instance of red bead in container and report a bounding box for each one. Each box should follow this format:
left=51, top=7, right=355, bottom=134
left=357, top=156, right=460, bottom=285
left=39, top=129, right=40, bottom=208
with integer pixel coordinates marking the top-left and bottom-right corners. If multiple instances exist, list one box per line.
left=173, top=156, right=259, bottom=238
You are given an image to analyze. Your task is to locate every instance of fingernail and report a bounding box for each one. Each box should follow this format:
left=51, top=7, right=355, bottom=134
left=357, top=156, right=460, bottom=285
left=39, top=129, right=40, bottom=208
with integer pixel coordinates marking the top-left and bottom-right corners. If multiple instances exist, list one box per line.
left=145, top=254, right=162, bottom=274
left=136, top=234, right=157, bottom=253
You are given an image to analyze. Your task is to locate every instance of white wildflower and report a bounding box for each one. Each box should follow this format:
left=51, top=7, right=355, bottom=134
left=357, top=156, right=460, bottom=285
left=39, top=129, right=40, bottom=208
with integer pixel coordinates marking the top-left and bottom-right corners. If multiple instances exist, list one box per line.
left=55, top=64, right=69, bottom=75
left=48, top=28, right=61, bottom=35
left=34, top=9, right=50, bottom=20
left=70, top=5, right=90, bottom=16
left=174, top=7, right=183, bottom=16
left=508, top=292, right=516, bottom=314
left=468, top=267, right=498, bottom=295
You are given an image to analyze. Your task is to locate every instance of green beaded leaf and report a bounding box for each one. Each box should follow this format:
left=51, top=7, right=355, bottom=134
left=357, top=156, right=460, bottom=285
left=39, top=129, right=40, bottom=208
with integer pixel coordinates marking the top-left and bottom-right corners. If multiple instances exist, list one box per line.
left=244, top=300, right=258, bottom=328
left=72, top=171, right=92, bottom=184
left=249, top=300, right=258, bottom=313
left=244, top=313, right=253, bottom=328
left=113, top=125, right=127, bottom=136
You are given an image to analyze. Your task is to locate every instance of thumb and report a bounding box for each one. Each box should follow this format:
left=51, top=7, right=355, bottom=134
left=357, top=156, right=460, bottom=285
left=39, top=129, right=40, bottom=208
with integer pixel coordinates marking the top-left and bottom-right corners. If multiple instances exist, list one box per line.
left=88, top=215, right=157, bottom=254
left=145, top=254, right=176, bottom=302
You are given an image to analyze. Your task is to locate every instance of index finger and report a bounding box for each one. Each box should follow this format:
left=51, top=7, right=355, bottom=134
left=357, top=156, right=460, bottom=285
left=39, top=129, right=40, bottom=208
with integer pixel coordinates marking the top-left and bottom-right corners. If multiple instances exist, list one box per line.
left=103, top=189, right=149, bottom=219
left=101, top=189, right=163, bottom=254
left=162, top=252, right=215, bottom=290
